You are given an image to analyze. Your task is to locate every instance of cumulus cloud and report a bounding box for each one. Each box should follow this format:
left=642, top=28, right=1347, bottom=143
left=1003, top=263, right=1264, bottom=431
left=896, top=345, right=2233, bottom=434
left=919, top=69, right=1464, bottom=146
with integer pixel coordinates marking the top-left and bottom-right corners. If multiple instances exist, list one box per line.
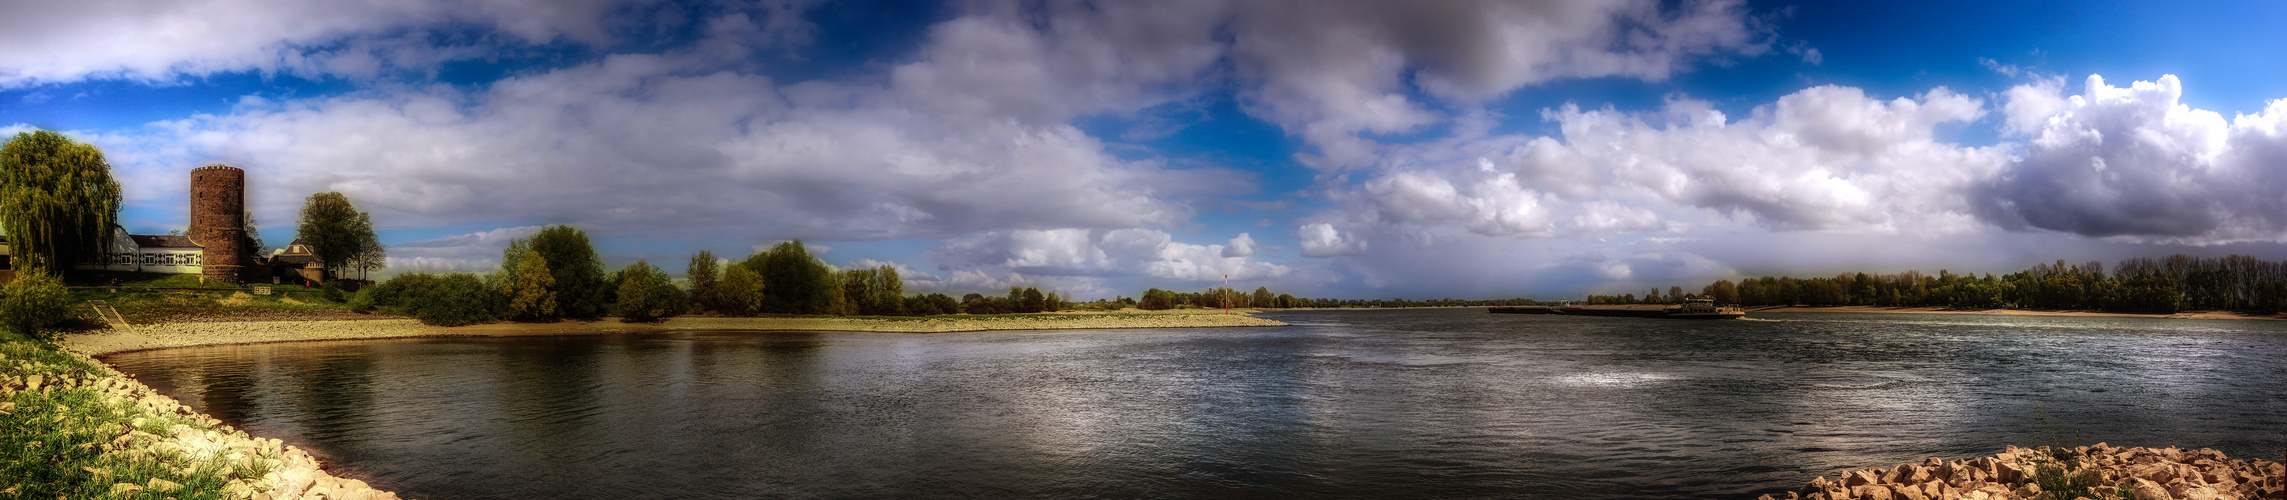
left=1980, top=74, right=2287, bottom=242
left=1220, top=233, right=1257, bottom=257
left=1297, top=223, right=1367, bottom=258
left=0, top=0, right=665, bottom=87
left=1526, top=86, right=2004, bottom=231
left=1225, top=0, right=1770, bottom=168
left=111, top=48, right=1248, bottom=244
left=929, top=228, right=1289, bottom=281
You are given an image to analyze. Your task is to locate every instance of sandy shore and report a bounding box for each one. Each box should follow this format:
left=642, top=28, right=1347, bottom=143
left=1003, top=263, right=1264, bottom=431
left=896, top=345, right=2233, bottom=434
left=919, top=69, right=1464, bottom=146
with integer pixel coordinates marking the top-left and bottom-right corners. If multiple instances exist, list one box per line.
left=64, top=310, right=1288, bottom=356
left=1747, top=305, right=2287, bottom=321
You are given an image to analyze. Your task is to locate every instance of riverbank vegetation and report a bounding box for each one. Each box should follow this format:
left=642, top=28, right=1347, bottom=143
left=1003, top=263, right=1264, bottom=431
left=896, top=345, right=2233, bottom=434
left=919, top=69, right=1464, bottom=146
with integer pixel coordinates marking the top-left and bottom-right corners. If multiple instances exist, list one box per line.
left=1683, top=254, right=2287, bottom=314
left=1, top=328, right=279, bottom=498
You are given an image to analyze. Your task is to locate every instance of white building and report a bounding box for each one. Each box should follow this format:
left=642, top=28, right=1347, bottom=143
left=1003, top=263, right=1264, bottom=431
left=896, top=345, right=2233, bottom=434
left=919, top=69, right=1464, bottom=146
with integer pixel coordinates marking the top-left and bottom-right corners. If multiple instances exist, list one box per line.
left=69, top=225, right=206, bottom=274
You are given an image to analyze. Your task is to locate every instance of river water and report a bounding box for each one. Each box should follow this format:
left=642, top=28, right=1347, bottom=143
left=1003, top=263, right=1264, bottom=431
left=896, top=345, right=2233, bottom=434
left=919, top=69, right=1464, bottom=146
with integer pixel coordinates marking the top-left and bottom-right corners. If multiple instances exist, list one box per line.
left=103, top=310, right=2287, bottom=499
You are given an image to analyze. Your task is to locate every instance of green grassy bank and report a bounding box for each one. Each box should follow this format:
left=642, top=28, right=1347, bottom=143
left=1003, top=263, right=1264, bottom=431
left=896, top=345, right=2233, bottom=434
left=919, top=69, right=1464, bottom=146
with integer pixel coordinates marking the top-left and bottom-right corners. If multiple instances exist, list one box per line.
left=1, top=333, right=280, bottom=499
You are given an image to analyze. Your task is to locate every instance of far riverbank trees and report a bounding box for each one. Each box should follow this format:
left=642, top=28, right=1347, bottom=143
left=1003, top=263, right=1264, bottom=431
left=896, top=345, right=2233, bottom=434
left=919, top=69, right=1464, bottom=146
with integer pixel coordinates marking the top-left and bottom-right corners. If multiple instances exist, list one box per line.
left=1688, top=254, right=2287, bottom=314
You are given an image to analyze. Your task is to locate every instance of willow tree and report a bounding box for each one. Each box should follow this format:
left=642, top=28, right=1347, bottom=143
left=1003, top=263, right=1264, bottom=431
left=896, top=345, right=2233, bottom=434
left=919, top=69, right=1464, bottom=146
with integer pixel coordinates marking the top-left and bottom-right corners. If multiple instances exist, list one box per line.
left=0, top=130, right=123, bottom=272
left=296, top=191, right=383, bottom=281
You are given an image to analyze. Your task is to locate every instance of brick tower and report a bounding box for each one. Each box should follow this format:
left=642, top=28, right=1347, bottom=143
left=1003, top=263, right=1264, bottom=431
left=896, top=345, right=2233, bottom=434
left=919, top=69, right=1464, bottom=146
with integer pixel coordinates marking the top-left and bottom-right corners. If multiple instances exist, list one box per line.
left=189, top=165, right=248, bottom=284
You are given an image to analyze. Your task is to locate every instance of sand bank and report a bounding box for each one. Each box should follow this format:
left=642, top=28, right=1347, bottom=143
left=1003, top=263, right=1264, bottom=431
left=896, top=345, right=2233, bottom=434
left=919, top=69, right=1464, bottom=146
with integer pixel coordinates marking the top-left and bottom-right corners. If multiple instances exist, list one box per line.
left=64, top=311, right=1287, bottom=356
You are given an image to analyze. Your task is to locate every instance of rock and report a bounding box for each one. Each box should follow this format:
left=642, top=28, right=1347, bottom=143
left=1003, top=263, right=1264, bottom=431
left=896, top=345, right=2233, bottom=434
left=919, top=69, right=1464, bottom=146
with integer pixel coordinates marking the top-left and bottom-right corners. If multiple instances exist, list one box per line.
left=110, top=483, right=143, bottom=495
left=1847, top=469, right=1881, bottom=487
left=1851, top=484, right=1894, bottom=500
left=1886, top=483, right=1927, bottom=500
left=146, top=478, right=181, bottom=492
left=2131, top=477, right=2174, bottom=500
left=2177, top=485, right=2224, bottom=500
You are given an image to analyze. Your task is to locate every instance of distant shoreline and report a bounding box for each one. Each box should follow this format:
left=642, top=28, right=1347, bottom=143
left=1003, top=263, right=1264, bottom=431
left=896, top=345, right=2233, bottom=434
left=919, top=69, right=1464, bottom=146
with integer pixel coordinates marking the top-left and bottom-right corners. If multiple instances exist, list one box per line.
left=64, top=310, right=1288, bottom=356
left=1746, top=304, right=2287, bottom=321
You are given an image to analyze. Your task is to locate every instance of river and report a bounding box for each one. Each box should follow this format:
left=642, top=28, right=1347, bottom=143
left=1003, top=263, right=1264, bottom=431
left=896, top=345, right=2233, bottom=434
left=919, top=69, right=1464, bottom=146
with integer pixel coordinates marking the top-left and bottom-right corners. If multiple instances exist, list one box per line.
left=102, top=309, right=2287, bottom=499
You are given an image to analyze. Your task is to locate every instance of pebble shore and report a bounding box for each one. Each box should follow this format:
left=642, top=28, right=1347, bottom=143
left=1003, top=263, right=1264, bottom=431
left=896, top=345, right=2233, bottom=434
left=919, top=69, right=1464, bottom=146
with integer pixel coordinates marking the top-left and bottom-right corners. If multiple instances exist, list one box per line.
left=1765, top=444, right=2286, bottom=500
left=5, top=346, right=399, bottom=499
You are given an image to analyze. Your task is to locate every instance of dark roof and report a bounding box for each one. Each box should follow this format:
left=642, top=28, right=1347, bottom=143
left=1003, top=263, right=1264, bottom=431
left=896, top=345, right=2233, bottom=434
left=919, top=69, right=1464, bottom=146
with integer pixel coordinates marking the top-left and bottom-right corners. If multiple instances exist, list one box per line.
left=130, top=235, right=203, bottom=248
left=272, top=254, right=320, bottom=265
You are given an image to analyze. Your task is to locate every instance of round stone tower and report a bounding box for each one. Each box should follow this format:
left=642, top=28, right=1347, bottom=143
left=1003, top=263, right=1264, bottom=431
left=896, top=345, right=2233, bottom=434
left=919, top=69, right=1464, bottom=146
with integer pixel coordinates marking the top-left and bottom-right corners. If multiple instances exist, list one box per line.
left=190, top=165, right=248, bottom=284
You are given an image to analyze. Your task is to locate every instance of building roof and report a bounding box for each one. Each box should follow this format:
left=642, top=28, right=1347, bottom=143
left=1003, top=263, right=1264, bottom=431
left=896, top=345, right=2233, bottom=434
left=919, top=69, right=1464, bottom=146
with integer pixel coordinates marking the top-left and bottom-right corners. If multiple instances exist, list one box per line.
left=272, top=254, right=320, bottom=265
left=130, top=235, right=203, bottom=248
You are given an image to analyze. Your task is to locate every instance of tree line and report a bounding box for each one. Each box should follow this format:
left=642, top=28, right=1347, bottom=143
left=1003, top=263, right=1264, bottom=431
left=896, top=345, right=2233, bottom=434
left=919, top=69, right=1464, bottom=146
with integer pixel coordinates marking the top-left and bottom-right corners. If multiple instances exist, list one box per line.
left=356, top=226, right=1096, bottom=325
left=1685, top=254, right=2287, bottom=314
left=1125, top=286, right=1543, bottom=310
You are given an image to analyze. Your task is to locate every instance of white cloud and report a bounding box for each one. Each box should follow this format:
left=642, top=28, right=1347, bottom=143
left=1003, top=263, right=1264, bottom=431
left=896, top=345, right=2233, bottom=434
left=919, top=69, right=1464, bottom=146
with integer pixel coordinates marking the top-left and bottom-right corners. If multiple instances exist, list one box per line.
left=1225, top=0, right=1770, bottom=168
left=928, top=228, right=1289, bottom=282
left=1980, top=74, right=2287, bottom=242
left=1296, top=223, right=1367, bottom=258
left=1221, top=233, right=1257, bottom=257
left=1524, top=86, right=2005, bottom=232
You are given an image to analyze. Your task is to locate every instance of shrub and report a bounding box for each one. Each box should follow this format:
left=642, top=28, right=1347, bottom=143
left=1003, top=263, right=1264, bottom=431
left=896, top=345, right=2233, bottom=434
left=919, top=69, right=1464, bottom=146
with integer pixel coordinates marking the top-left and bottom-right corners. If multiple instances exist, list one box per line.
left=346, top=287, right=378, bottom=313
left=320, top=280, right=346, bottom=302
left=401, top=273, right=501, bottom=326
left=0, top=267, right=73, bottom=340
left=963, top=296, right=1009, bottom=315
left=370, top=272, right=500, bottom=326
left=910, top=293, right=959, bottom=316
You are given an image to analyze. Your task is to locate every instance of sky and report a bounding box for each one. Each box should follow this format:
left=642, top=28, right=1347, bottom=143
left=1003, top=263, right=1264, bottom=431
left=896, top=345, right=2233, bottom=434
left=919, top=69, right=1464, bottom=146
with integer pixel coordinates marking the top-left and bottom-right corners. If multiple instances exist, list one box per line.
left=3, top=0, right=2286, bottom=301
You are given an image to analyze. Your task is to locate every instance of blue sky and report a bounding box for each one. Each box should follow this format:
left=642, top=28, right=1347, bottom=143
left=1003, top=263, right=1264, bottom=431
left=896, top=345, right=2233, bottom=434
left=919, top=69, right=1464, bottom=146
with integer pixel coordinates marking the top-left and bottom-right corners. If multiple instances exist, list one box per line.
left=4, top=0, right=2285, bottom=300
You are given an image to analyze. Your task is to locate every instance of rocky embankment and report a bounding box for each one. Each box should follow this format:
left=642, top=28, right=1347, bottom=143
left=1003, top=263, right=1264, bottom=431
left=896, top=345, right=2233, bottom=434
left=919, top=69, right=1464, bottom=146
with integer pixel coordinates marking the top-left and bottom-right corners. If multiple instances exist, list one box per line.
left=4, top=345, right=400, bottom=499
left=1764, top=444, right=2284, bottom=500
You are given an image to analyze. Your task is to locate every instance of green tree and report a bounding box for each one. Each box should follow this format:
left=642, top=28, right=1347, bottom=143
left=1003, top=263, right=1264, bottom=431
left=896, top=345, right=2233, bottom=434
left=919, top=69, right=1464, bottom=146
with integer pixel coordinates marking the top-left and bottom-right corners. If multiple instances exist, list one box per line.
left=687, top=250, right=719, bottom=313
left=614, top=260, right=684, bottom=322
left=1252, top=287, right=1274, bottom=308
left=0, top=130, right=123, bottom=271
left=501, top=225, right=608, bottom=319
left=346, top=213, right=386, bottom=280
left=746, top=241, right=835, bottom=314
left=295, top=192, right=383, bottom=281
left=0, top=267, right=72, bottom=340
left=1020, top=287, right=1045, bottom=313
left=1138, top=288, right=1175, bottom=310
left=503, top=250, right=558, bottom=321
left=717, top=265, right=764, bottom=316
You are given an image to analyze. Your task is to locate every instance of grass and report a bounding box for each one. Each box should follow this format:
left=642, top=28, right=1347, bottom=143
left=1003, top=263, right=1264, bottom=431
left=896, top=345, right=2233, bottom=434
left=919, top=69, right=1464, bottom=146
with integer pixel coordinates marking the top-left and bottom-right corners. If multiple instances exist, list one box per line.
left=66, top=287, right=364, bottom=326
left=0, top=332, right=275, bottom=498
left=62, top=271, right=242, bottom=290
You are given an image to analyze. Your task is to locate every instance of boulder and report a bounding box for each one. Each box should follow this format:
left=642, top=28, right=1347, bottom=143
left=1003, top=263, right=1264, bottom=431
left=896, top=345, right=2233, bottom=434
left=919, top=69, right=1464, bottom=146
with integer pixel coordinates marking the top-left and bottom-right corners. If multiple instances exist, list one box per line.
left=2131, top=477, right=2174, bottom=500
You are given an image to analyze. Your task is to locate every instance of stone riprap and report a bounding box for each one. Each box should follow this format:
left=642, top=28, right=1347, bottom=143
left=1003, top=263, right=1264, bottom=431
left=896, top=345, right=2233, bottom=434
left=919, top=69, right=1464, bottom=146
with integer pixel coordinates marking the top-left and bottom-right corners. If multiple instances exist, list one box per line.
left=1764, top=444, right=2285, bottom=500
left=5, top=346, right=399, bottom=499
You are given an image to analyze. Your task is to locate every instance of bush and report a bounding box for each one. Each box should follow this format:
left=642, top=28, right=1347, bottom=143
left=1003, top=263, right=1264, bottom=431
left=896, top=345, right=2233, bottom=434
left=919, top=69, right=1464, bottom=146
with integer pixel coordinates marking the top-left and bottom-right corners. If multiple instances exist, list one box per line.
left=346, top=287, right=378, bottom=313
left=0, top=268, right=73, bottom=340
left=320, top=281, right=346, bottom=302
left=909, top=293, right=959, bottom=316
left=963, top=296, right=1009, bottom=315
left=371, top=273, right=500, bottom=326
